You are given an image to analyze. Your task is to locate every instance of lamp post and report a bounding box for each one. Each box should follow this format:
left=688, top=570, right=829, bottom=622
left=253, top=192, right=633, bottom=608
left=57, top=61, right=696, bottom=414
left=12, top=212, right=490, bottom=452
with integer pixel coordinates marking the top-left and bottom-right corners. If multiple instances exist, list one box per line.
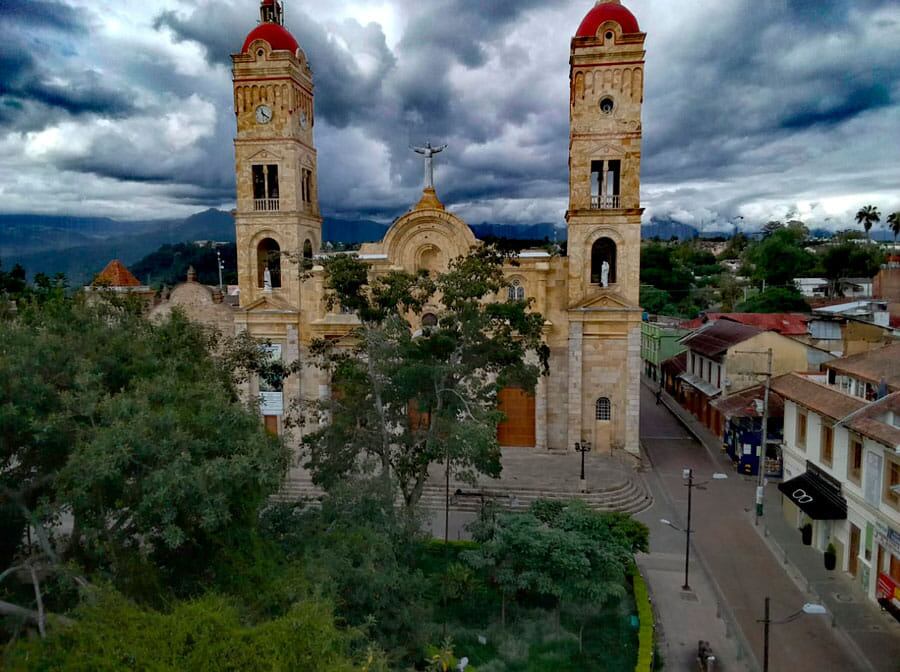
left=575, top=440, right=592, bottom=492
left=758, top=597, right=827, bottom=672
left=661, top=469, right=728, bottom=591
left=216, top=248, right=225, bottom=291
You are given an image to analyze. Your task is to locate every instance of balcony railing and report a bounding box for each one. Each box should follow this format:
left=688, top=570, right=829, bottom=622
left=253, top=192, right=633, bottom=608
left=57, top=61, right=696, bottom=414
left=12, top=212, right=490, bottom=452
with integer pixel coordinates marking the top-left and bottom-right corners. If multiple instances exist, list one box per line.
left=254, top=198, right=280, bottom=212
left=591, top=195, right=621, bottom=209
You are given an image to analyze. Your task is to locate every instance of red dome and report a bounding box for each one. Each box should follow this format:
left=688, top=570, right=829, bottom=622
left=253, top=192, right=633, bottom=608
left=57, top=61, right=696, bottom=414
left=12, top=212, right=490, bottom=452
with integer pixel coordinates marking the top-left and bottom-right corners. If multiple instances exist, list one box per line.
left=576, top=1, right=640, bottom=37
left=242, top=22, right=299, bottom=54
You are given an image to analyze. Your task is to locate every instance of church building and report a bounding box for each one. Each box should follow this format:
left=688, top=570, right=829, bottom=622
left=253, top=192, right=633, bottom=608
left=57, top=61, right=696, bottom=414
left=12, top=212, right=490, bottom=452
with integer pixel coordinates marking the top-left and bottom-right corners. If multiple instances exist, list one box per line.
left=161, top=0, right=647, bottom=456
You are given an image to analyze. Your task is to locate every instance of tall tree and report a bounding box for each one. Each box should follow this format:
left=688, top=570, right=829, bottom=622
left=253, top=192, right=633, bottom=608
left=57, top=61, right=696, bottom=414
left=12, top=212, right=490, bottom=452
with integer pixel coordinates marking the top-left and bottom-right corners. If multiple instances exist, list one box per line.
left=300, top=247, right=548, bottom=510
left=856, top=205, right=881, bottom=243
left=888, top=211, right=900, bottom=246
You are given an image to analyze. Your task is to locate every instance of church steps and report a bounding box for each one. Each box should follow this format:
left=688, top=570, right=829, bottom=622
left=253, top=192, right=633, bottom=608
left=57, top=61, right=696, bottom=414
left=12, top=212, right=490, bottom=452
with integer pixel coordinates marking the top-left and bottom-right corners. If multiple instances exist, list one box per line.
left=273, top=476, right=653, bottom=515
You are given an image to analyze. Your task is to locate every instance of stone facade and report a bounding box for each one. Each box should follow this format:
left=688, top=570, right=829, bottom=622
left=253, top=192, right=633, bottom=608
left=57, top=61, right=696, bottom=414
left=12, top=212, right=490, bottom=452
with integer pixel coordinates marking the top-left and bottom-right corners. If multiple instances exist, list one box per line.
left=160, top=0, right=646, bottom=457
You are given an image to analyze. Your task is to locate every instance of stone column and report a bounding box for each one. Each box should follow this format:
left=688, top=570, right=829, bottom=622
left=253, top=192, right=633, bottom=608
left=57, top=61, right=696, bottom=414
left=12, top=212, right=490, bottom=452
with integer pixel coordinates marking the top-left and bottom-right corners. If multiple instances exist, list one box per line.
left=536, top=374, right=548, bottom=451
left=567, top=321, right=584, bottom=452
left=625, top=323, right=641, bottom=456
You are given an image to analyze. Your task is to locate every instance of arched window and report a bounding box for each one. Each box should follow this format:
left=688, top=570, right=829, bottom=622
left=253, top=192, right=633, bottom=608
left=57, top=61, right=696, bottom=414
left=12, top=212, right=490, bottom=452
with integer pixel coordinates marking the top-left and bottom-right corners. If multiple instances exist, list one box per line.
left=257, top=238, right=282, bottom=288
left=301, top=239, right=314, bottom=270
left=596, top=397, right=611, bottom=422
left=591, top=238, right=617, bottom=286
left=507, top=279, right=526, bottom=302
left=422, top=313, right=438, bottom=328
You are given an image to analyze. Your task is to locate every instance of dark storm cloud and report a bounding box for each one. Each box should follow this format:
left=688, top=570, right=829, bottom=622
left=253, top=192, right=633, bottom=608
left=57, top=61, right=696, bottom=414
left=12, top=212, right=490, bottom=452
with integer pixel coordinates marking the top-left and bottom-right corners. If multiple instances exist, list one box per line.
left=0, top=0, right=87, bottom=32
left=2, top=0, right=899, bottom=225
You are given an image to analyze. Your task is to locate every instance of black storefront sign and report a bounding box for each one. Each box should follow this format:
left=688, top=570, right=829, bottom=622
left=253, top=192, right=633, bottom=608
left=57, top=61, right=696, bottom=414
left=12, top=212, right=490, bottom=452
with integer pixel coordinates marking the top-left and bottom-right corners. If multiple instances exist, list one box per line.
left=778, top=463, right=848, bottom=520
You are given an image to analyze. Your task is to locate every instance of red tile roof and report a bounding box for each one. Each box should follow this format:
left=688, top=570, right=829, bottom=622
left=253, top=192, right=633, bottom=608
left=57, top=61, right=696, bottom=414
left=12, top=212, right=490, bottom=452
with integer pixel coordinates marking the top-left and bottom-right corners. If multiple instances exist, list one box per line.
left=843, top=392, right=900, bottom=449
left=824, top=342, right=900, bottom=390
left=661, top=351, right=687, bottom=376
left=93, top=260, right=142, bottom=288
left=681, top=320, right=762, bottom=359
left=712, top=385, right=785, bottom=419
left=770, top=373, right=866, bottom=421
left=680, top=313, right=809, bottom=336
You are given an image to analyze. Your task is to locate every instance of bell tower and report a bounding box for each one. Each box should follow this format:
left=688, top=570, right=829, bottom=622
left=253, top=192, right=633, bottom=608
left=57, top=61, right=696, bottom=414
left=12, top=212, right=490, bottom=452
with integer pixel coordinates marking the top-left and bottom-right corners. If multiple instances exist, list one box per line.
left=232, top=0, right=321, bottom=307
left=566, top=0, right=645, bottom=308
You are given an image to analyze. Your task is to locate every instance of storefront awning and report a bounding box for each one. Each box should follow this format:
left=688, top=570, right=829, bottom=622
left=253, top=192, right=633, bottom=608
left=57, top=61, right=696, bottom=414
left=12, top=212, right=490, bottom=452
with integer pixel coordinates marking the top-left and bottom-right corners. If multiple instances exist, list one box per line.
left=678, top=372, right=721, bottom=398
left=778, top=471, right=847, bottom=520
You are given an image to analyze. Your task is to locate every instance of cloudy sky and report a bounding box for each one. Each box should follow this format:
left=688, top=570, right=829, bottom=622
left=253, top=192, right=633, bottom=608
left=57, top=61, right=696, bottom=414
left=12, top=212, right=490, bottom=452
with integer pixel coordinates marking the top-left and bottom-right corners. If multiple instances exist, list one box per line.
left=1, top=0, right=899, bottom=233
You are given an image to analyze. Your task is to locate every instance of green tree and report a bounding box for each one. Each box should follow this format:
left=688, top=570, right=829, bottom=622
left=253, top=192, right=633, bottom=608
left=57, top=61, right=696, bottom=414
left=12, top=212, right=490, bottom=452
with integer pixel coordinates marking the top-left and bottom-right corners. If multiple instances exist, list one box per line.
left=887, top=212, right=900, bottom=245
left=744, top=228, right=815, bottom=288
left=737, top=287, right=810, bottom=313
left=856, top=205, right=881, bottom=243
left=821, top=243, right=883, bottom=296
left=0, top=296, right=288, bottom=613
left=761, top=221, right=784, bottom=238
left=300, top=247, right=548, bottom=510
left=639, top=285, right=676, bottom=316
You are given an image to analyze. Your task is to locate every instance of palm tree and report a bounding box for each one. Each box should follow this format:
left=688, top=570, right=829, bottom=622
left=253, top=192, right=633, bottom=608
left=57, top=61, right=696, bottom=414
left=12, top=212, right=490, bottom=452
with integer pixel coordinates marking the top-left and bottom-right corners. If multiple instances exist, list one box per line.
left=888, top=211, right=900, bottom=247
left=856, top=205, right=881, bottom=244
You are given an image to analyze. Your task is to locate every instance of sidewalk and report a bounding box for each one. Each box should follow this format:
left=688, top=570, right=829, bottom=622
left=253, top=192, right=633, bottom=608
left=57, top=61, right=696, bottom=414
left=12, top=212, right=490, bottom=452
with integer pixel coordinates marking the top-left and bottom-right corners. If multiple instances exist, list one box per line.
left=648, top=378, right=900, bottom=672
left=758, top=488, right=900, bottom=672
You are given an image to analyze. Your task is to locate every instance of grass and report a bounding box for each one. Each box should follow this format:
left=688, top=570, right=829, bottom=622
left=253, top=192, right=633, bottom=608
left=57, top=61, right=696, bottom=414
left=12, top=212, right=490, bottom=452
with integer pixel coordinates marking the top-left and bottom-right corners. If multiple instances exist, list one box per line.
left=415, top=541, right=639, bottom=672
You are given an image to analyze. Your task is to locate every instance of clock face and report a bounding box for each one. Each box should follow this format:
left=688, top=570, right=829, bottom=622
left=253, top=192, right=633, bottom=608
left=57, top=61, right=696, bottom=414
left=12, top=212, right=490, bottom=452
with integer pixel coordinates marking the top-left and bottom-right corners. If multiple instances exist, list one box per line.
left=255, top=105, right=273, bottom=124
left=300, top=110, right=309, bottom=129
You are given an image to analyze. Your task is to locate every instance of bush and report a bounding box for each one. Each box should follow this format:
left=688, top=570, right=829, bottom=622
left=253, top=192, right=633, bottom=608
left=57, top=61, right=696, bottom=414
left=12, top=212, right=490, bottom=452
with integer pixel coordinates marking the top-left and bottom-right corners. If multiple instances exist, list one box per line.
left=633, top=569, right=654, bottom=672
left=3, top=591, right=361, bottom=671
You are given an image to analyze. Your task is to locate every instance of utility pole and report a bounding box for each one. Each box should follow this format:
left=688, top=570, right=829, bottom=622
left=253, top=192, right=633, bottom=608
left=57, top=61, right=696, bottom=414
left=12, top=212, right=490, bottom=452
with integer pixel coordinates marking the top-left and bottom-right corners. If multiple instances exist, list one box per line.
left=684, top=468, right=694, bottom=591
left=756, top=348, right=773, bottom=526
left=217, top=248, right=224, bottom=291
left=763, top=596, right=771, bottom=672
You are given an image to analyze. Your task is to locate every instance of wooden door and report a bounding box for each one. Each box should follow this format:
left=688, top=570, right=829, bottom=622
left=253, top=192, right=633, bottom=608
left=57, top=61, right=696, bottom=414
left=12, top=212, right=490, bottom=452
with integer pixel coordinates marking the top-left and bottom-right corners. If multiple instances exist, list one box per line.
left=849, top=524, right=860, bottom=577
left=264, top=415, right=279, bottom=436
left=497, top=388, right=536, bottom=447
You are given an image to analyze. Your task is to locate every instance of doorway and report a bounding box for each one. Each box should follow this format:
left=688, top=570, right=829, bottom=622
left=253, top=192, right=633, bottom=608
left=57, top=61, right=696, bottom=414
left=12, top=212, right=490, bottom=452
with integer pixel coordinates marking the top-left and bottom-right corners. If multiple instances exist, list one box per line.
left=849, top=524, right=860, bottom=577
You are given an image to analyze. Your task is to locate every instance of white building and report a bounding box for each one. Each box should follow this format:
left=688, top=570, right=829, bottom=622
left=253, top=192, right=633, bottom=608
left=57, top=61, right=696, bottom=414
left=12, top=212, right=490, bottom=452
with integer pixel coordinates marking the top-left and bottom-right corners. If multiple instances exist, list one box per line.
left=773, top=342, right=900, bottom=616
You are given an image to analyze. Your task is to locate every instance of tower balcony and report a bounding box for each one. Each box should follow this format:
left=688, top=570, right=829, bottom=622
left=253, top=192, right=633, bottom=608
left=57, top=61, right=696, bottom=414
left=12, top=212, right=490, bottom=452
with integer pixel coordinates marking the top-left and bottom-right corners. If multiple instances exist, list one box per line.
left=254, top=198, right=280, bottom=212
left=591, top=194, right=620, bottom=209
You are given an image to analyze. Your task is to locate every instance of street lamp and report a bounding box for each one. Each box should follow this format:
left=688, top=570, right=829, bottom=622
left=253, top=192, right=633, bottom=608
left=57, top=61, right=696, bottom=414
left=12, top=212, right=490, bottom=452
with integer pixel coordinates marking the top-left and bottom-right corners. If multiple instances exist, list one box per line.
left=758, top=597, right=827, bottom=672
left=661, top=469, right=728, bottom=591
left=216, top=248, right=225, bottom=291
left=574, top=440, right=592, bottom=492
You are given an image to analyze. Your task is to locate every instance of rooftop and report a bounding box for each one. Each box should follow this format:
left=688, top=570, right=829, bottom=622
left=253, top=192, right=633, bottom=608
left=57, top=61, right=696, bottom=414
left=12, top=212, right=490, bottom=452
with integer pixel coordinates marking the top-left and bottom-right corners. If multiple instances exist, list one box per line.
left=712, top=385, right=785, bottom=419
left=92, top=260, right=142, bottom=288
left=824, top=342, right=900, bottom=389
left=680, top=313, right=810, bottom=336
left=771, top=373, right=866, bottom=421
left=575, top=0, right=640, bottom=37
left=681, top=319, right=762, bottom=359
left=841, top=392, right=900, bottom=451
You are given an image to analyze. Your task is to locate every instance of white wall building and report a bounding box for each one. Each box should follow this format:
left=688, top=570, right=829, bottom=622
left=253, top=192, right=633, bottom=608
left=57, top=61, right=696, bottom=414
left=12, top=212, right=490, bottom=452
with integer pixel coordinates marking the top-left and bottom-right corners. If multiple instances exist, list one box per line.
left=773, top=343, right=900, bottom=616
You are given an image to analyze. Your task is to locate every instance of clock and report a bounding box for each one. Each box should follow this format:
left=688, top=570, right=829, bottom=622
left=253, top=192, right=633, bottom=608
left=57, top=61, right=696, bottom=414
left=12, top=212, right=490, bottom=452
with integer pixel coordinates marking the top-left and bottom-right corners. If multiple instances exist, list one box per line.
left=300, top=110, right=309, bottom=129
left=255, top=105, right=273, bottom=124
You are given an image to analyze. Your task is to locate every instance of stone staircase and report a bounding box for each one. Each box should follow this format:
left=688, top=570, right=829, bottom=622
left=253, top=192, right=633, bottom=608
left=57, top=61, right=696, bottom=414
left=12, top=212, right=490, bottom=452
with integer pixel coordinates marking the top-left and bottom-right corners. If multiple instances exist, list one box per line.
left=275, top=474, right=653, bottom=515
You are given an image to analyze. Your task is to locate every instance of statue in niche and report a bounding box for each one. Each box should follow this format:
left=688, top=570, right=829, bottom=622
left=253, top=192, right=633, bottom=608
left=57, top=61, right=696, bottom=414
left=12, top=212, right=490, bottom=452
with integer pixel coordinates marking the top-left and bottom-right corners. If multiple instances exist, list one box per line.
left=264, top=266, right=273, bottom=291
left=601, top=261, right=610, bottom=288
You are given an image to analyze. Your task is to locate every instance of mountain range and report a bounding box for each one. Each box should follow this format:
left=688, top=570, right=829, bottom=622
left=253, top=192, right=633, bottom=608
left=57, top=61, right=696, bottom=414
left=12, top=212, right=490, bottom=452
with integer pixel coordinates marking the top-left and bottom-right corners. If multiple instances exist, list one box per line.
left=4, top=208, right=887, bottom=285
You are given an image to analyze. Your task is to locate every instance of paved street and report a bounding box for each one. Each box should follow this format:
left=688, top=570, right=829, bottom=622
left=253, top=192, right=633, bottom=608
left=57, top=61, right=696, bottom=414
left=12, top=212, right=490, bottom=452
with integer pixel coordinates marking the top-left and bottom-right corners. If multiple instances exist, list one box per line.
left=640, top=382, right=883, bottom=672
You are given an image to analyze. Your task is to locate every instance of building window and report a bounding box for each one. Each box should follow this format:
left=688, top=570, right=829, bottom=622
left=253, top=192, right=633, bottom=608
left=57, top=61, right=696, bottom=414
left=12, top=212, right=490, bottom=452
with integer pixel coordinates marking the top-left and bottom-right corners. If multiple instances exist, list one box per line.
left=885, top=459, right=900, bottom=509
left=590, top=238, right=617, bottom=285
left=421, top=313, right=438, bottom=328
left=821, top=424, right=833, bottom=467
left=796, top=410, right=807, bottom=450
left=257, top=238, right=282, bottom=288
left=590, top=160, right=621, bottom=209
left=848, top=437, right=863, bottom=485
left=507, top=279, right=526, bottom=302
left=252, top=164, right=280, bottom=210
left=596, top=397, right=611, bottom=422
left=301, top=239, right=314, bottom=270
left=301, top=168, right=313, bottom=204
